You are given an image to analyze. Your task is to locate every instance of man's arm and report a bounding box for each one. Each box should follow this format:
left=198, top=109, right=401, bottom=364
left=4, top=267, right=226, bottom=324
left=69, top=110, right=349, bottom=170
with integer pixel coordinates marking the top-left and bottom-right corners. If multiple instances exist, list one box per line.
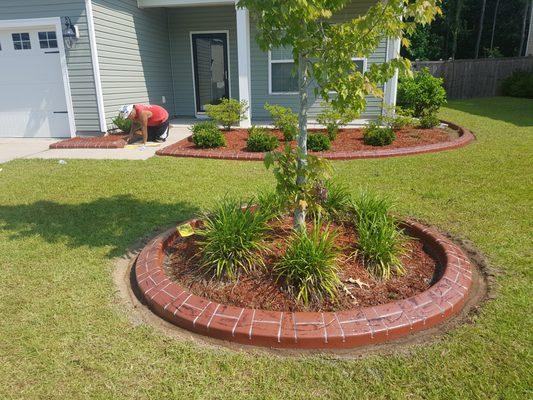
left=139, top=111, right=151, bottom=144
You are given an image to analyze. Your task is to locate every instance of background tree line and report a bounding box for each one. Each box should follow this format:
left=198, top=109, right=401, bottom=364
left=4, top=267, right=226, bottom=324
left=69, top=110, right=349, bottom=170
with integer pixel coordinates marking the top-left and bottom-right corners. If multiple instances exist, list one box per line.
left=402, top=0, right=532, bottom=60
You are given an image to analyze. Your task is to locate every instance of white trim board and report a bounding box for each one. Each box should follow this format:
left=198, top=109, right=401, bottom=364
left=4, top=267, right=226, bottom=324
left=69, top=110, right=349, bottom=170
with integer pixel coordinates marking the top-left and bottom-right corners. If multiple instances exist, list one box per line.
left=189, top=30, right=232, bottom=118
left=85, top=0, right=107, bottom=132
left=0, top=17, right=77, bottom=138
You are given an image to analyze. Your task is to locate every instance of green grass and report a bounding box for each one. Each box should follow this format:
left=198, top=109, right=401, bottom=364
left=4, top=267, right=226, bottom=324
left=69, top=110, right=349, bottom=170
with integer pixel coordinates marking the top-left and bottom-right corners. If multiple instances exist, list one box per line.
left=0, top=97, right=531, bottom=399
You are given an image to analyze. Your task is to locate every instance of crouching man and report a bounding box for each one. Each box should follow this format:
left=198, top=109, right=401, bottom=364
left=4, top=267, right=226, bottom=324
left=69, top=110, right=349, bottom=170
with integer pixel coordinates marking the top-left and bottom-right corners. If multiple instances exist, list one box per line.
left=119, top=104, right=170, bottom=144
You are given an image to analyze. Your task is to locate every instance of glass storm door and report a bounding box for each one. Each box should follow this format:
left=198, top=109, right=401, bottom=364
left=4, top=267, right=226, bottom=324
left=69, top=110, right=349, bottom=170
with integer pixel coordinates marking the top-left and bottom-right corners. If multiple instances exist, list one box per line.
left=191, top=33, right=229, bottom=113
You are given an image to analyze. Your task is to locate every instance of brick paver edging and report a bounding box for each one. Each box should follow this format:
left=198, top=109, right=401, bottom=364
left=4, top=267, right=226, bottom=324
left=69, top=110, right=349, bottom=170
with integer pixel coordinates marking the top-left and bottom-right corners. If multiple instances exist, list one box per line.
left=155, top=121, right=475, bottom=161
left=134, top=219, right=473, bottom=349
left=49, top=135, right=127, bottom=149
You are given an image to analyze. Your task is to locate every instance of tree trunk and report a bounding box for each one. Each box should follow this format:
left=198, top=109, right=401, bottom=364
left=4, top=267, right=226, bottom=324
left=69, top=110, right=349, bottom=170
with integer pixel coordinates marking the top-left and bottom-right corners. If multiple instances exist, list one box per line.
left=490, top=0, right=500, bottom=51
left=294, top=53, right=309, bottom=231
left=451, top=0, right=464, bottom=59
left=475, top=0, right=487, bottom=58
left=518, top=0, right=531, bottom=56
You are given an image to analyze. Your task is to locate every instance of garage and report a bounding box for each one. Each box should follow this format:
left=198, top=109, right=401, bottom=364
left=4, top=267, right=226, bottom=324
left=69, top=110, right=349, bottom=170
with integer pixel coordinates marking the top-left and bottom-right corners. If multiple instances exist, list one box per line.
left=0, top=21, right=74, bottom=138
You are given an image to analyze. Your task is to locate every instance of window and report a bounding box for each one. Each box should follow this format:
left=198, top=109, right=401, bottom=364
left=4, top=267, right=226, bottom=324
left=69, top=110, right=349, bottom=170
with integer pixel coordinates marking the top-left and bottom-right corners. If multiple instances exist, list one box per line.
left=38, top=31, right=58, bottom=49
left=352, top=58, right=367, bottom=72
left=12, top=33, right=31, bottom=50
left=269, top=46, right=298, bottom=94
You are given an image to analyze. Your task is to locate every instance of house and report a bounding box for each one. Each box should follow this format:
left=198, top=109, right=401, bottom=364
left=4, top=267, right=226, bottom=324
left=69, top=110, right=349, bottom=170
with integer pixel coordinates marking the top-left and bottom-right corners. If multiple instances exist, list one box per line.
left=0, top=0, right=400, bottom=138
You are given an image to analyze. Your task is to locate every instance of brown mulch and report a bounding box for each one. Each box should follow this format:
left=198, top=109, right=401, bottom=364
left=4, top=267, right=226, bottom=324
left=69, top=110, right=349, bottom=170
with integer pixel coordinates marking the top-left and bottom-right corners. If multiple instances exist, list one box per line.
left=164, top=216, right=437, bottom=312
left=171, top=126, right=457, bottom=154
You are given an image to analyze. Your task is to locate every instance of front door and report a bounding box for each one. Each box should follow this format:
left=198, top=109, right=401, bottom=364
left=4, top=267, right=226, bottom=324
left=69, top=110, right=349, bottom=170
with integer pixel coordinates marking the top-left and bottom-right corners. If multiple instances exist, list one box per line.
left=191, top=33, right=229, bottom=113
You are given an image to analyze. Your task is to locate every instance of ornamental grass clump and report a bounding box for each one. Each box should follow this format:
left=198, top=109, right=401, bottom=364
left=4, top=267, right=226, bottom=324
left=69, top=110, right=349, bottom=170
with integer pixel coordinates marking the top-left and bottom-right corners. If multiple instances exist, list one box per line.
left=275, top=220, right=340, bottom=306
left=352, top=191, right=406, bottom=280
left=198, top=198, right=270, bottom=280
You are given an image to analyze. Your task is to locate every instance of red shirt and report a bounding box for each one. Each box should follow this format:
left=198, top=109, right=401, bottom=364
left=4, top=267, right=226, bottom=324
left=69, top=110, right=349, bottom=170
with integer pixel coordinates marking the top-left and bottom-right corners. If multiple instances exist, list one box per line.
left=134, top=104, right=169, bottom=126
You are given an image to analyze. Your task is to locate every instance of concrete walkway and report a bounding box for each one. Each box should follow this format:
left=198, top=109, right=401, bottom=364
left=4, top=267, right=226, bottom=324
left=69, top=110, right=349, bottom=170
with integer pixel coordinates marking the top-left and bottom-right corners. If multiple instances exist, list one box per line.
left=0, top=138, right=58, bottom=163
left=19, top=123, right=191, bottom=161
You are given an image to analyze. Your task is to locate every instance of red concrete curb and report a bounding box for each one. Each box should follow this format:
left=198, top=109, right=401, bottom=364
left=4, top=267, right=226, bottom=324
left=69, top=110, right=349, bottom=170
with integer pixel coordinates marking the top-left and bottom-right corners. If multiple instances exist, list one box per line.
left=155, top=121, right=475, bottom=161
left=134, top=220, right=473, bottom=349
left=49, top=135, right=127, bottom=149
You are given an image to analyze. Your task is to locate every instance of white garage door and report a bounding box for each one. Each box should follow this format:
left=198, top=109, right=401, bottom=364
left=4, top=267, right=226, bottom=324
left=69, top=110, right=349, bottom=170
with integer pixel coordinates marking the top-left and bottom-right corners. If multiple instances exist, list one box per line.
left=0, top=26, right=71, bottom=138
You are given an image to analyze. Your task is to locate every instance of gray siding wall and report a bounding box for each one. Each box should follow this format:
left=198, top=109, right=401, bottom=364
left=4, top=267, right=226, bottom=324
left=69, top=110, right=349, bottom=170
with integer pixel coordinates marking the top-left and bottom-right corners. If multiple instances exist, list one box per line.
left=168, top=6, right=239, bottom=116
left=92, top=0, right=174, bottom=125
left=250, top=0, right=386, bottom=120
left=0, top=0, right=101, bottom=132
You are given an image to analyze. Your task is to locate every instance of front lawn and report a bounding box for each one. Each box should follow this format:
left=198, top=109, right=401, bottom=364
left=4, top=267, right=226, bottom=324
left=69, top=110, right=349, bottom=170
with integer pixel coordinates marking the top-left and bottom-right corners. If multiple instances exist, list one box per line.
left=0, top=97, right=531, bottom=399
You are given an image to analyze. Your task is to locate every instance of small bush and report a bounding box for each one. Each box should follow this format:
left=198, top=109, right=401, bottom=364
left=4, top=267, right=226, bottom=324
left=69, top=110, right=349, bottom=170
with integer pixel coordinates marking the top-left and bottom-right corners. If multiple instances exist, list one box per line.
left=198, top=198, right=270, bottom=280
left=501, top=70, right=533, bottom=99
left=351, top=191, right=405, bottom=280
left=190, top=121, right=225, bottom=148
left=275, top=219, right=340, bottom=305
left=418, top=114, right=440, bottom=129
left=362, top=122, right=395, bottom=146
left=112, top=115, right=132, bottom=133
left=316, top=106, right=353, bottom=140
left=307, top=133, right=331, bottom=151
left=246, top=126, right=279, bottom=152
left=264, top=103, right=298, bottom=141
left=380, top=113, right=415, bottom=130
left=205, top=98, right=248, bottom=131
left=397, top=68, right=447, bottom=117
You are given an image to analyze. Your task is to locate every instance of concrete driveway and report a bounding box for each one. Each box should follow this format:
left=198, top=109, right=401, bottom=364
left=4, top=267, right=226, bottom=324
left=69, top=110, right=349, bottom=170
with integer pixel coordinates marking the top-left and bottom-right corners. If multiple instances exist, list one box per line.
left=0, top=138, right=58, bottom=163
left=1, top=121, right=191, bottom=163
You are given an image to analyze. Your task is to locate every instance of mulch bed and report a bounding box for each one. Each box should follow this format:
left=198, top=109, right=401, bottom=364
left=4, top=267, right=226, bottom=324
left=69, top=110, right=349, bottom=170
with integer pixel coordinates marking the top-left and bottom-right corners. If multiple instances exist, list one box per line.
left=164, top=216, right=437, bottom=312
left=50, top=134, right=128, bottom=149
left=166, top=127, right=457, bottom=155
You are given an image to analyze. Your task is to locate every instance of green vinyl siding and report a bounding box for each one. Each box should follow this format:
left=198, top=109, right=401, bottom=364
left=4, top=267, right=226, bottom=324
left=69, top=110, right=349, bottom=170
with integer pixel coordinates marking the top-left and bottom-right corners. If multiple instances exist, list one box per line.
left=168, top=6, right=239, bottom=116
left=250, top=0, right=386, bottom=121
left=0, top=0, right=101, bottom=132
left=92, top=0, right=174, bottom=125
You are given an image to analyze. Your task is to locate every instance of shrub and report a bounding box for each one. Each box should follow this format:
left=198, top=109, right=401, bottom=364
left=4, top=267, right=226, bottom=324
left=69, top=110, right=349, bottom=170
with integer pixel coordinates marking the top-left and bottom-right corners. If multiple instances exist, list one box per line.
left=362, top=121, right=395, bottom=146
left=190, top=121, right=225, bottom=148
left=351, top=191, right=405, bottom=280
left=418, top=114, right=440, bottom=129
left=205, top=98, right=248, bottom=130
left=397, top=68, right=447, bottom=117
left=198, top=198, right=270, bottom=280
left=501, top=70, right=533, bottom=99
left=264, top=103, right=298, bottom=141
left=316, top=106, right=353, bottom=140
left=112, top=115, right=132, bottom=133
left=307, top=133, right=331, bottom=151
left=246, top=126, right=279, bottom=152
left=275, top=219, right=340, bottom=305
left=379, top=113, right=415, bottom=130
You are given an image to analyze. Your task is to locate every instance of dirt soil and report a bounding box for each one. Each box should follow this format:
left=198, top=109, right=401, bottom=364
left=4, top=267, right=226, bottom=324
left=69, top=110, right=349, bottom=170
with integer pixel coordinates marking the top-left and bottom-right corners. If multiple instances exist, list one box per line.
left=165, top=216, right=437, bottom=312
left=172, top=127, right=457, bottom=154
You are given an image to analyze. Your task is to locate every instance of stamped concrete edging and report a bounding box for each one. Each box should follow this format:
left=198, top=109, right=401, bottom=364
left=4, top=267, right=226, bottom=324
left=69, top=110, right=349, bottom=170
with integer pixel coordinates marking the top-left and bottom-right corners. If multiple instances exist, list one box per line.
left=155, top=120, right=475, bottom=161
left=134, top=220, right=473, bottom=349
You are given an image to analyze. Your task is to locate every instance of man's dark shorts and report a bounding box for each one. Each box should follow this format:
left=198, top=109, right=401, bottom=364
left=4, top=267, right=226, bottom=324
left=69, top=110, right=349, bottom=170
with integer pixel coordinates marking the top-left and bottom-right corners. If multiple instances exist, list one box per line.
left=147, top=119, right=170, bottom=142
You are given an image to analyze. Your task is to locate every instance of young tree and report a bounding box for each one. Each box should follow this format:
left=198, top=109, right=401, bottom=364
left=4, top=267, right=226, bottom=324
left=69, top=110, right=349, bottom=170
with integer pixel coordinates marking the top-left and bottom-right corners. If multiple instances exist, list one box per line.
left=237, top=0, right=440, bottom=229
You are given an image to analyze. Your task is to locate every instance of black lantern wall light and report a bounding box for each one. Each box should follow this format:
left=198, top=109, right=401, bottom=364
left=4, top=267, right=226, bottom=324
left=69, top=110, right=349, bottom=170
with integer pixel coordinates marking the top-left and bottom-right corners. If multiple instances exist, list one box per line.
left=62, top=17, right=79, bottom=49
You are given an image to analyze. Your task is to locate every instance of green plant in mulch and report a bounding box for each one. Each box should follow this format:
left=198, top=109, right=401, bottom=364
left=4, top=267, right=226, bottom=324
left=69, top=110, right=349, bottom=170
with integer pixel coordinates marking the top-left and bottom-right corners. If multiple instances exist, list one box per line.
left=351, top=191, right=406, bottom=280
left=264, top=103, right=298, bottom=141
left=418, top=114, right=440, bottom=129
left=307, top=133, right=331, bottom=151
left=274, top=218, right=341, bottom=306
left=362, top=121, right=395, bottom=146
left=190, top=121, right=226, bottom=148
left=197, top=197, right=271, bottom=280
left=205, top=98, right=249, bottom=131
left=246, top=126, right=280, bottom=152
left=112, top=115, right=132, bottom=133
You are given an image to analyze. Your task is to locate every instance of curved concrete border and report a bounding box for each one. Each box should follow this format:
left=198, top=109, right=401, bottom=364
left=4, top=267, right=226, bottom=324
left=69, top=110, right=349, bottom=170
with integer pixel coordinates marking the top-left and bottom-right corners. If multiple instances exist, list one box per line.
left=156, top=121, right=475, bottom=161
left=134, top=220, right=473, bottom=349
